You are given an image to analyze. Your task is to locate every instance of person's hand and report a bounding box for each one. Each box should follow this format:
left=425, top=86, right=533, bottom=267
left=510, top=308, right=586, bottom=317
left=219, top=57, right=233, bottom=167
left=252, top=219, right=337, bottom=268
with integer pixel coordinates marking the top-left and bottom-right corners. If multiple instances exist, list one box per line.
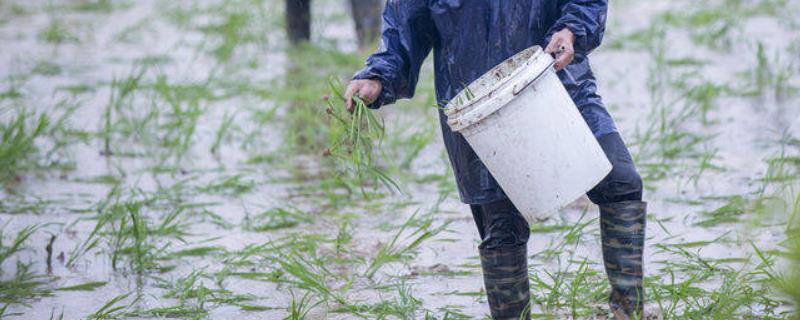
left=545, top=28, right=576, bottom=71
left=344, top=79, right=382, bottom=112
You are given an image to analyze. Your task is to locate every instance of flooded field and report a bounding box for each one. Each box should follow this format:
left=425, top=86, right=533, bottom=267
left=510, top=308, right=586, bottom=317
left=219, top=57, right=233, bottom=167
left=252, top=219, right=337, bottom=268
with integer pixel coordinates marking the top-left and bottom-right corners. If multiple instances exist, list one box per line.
left=1, top=0, right=799, bottom=319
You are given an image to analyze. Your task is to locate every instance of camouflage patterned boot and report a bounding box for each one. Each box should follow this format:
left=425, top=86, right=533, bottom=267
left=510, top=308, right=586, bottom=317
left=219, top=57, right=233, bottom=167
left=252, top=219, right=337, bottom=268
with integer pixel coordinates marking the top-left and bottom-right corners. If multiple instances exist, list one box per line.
left=479, top=244, right=531, bottom=320
left=600, top=201, right=647, bottom=320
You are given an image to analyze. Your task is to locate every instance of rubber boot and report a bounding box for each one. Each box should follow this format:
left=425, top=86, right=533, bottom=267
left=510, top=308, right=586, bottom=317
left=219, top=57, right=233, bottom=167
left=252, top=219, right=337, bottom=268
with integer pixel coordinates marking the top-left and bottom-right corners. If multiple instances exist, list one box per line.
left=600, top=201, right=647, bottom=320
left=479, top=244, right=531, bottom=320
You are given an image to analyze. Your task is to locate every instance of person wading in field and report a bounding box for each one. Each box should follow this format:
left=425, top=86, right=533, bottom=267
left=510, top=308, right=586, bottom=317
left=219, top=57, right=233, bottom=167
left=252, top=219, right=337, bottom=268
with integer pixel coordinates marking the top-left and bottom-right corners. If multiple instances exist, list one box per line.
left=285, top=0, right=384, bottom=49
left=344, top=1, right=646, bottom=319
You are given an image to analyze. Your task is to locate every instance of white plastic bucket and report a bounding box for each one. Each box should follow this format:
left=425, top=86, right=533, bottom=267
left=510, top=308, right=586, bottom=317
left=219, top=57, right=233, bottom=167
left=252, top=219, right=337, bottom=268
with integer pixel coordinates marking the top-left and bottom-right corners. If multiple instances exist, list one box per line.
left=445, top=46, right=612, bottom=223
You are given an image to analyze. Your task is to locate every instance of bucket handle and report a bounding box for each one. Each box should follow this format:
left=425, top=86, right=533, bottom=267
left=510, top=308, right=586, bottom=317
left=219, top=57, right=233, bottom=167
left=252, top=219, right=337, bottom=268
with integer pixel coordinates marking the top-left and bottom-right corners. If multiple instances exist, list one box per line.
left=512, top=52, right=558, bottom=96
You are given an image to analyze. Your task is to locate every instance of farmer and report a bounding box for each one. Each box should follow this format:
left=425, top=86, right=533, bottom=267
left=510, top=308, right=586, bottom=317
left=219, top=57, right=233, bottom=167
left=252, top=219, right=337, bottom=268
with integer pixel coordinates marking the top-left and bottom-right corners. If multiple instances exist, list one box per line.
left=344, top=1, right=646, bottom=319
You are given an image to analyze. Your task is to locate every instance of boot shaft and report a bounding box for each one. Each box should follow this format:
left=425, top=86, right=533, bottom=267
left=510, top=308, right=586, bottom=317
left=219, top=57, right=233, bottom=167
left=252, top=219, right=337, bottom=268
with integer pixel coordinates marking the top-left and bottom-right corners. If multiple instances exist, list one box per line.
left=480, top=244, right=531, bottom=320
left=600, top=200, right=647, bottom=318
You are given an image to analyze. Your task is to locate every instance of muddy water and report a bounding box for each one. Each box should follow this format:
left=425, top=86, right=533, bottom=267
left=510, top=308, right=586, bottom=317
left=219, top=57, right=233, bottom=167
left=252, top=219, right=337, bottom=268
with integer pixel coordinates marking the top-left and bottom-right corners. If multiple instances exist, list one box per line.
left=1, top=0, right=799, bottom=319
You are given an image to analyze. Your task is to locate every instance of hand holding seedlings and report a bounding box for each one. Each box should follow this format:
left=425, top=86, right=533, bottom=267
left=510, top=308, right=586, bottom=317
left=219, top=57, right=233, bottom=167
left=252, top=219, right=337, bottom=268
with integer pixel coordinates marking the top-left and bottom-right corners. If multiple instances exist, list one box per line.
left=325, top=80, right=398, bottom=193
left=344, top=79, right=382, bottom=112
left=545, top=28, right=575, bottom=71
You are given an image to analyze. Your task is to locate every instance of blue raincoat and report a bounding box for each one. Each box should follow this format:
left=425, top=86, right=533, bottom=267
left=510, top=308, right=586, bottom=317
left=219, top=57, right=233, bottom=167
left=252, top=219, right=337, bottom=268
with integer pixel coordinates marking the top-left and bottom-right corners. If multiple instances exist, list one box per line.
left=353, top=0, right=617, bottom=205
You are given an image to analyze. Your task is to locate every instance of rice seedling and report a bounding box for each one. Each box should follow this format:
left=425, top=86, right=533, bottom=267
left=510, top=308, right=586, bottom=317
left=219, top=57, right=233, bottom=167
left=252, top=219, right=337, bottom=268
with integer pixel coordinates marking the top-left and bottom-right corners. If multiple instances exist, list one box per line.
left=529, top=223, right=572, bottom=234
left=126, top=305, right=209, bottom=319
left=604, top=21, right=666, bottom=51
left=527, top=251, right=607, bottom=317
left=237, top=303, right=277, bottom=312
left=422, top=307, right=475, bottom=320
left=646, top=244, right=788, bottom=318
left=55, top=281, right=107, bottom=292
left=365, top=211, right=449, bottom=278
left=640, top=129, right=798, bottom=317
left=66, top=188, right=198, bottom=274
left=738, top=42, right=799, bottom=99
left=210, top=111, right=236, bottom=154
left=565, top=259, right=605, bottom=318
left=0, top=225, right=54, bottom=309
left=274, top=245, right=347, bottom=304
left=532, top=209, right=595, bottom=262
left=0, top=75, right=24, bottom=100
left=0, top=111, right=49, bottom=182
left=169, top=245, right=226, bottom=259
left=334, top=218, right=354, bottom=255
left=55, top=83, right=95, bottom=96
left=243, top=207, right=311, bottom=232
left=66, top=185, right=122, bottom=266
left=672, top=80, right=731, bottom=125
left=779, top=192, right=800, bottom=318
left=758, top=131, right=800, bottom=194
left=164, top=0, right=279, bottom=64
left=0, top=224, right=39, bottom=266
left=97, top=68, right=216, bottom=166
left=38, top=18, right=79, bottom=44
left=698, top=269, right=768, bottom=317
left=68, top=0, right=128, bottom=13
left=151, top=269, right=258, bottom=316
left=195, top=174, right=255, bottom=196
left=100, top=67, right=146, bottom=156
left=31, top=61, right=62, bottom=76
left=648, top=270, right=700, bottom=319
left=151, top=77, right=206, bottom=164
left=694, top=195, right=751, bottom=227
left=0, top=261, right=54, bottom=306
left=325, top=80, right=398, bottom=194
left=0, top=196, right=61, bottom=215
left=204, top=11, right=251, bottom=62
left=86, top=292, right=138, bottom=320
left=619, top=23, right=725, bottom=184
left=655, top=0, right=786, bottom=50
left=109, top=201, right=158, bottom=273
left=336, top=280, right=425, bottom=319
left=114, top=17, right=155, bottom=44
left=687, top=145, right=724, bottom=187
left=284, top=290, right=322, bottom=320
left=655, top=243, right=723, bottom=275
left=150, top=73, right=221, bottom=102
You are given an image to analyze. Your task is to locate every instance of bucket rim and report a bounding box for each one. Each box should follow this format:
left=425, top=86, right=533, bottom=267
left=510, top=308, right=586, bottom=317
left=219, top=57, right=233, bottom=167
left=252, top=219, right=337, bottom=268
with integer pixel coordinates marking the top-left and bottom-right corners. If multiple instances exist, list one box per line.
left=446, top=47, right=554, bottom=132
left=444, top=46, right=544, bottom=117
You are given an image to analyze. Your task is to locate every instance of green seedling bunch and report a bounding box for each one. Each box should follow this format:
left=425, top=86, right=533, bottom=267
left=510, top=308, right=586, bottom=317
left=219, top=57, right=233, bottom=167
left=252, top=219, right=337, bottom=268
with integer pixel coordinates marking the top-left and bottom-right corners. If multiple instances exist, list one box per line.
left=323, top=79, right=399, bottom=194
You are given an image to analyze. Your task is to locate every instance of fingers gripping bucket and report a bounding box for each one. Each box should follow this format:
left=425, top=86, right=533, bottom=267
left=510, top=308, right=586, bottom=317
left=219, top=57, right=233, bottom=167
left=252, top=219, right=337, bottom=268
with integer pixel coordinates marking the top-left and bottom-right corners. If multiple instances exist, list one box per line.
left=445, top=46, right=612, bottom=223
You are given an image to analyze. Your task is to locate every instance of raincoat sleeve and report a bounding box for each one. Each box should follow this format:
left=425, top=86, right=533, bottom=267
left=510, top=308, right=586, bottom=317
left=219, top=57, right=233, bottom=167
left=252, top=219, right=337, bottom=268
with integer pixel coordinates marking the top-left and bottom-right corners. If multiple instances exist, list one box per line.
left=547, top=0, right=608, bottom=54
left=352, top=0, right=435, bottom=109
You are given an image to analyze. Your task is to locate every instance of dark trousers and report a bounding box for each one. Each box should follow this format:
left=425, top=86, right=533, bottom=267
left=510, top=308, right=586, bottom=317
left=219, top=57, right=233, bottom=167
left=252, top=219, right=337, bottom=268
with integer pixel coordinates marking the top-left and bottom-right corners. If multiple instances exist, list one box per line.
left=471, top=132, right=643, bottom=248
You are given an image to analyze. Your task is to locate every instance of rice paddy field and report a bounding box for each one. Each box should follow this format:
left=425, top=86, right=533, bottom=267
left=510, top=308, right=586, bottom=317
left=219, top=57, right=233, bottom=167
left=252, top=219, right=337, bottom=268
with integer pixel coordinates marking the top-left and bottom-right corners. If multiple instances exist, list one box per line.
left=0, top=0, right=799, bottom=319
